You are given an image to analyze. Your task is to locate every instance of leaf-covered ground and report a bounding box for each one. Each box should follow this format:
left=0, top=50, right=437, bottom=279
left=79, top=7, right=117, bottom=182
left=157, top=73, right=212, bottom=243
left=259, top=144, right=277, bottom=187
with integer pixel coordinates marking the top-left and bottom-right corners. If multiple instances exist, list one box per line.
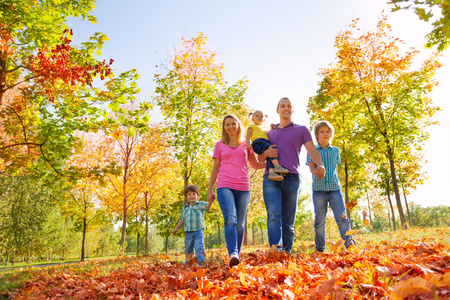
left=4, top=228, right=450, bottom=299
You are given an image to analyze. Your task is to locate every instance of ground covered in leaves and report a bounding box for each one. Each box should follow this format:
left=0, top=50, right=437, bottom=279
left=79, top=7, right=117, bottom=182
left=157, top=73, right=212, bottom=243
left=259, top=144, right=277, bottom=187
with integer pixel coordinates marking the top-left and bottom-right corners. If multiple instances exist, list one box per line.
left=3, top=228, right=450, bottom=299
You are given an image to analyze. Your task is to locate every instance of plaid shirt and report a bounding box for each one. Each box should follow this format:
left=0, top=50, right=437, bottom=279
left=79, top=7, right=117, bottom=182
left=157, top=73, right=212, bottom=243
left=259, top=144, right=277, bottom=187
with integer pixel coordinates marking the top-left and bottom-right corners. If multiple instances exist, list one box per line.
left=306, top=144, right=341, bottom=191
left=179, top=201, right=208, bottom=232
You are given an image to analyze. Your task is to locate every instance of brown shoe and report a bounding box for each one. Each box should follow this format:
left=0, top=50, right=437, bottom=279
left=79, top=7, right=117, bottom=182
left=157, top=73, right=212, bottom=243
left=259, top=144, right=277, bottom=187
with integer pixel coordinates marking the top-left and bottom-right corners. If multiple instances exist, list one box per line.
left=268, top=171, right=283, bottom=181
left=274, top=165, right=289, bottom=174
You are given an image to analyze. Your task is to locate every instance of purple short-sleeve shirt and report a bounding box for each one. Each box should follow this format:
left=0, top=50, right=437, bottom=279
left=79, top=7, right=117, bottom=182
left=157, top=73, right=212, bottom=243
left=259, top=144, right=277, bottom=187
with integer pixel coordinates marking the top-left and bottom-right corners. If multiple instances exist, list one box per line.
left=266, top=122, right=312, bottom=175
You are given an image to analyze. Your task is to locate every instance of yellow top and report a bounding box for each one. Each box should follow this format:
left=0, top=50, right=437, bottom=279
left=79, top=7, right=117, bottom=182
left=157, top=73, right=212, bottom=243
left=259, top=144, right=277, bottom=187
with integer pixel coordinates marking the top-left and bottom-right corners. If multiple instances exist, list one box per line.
left=248, top=124, right=268, bottom=141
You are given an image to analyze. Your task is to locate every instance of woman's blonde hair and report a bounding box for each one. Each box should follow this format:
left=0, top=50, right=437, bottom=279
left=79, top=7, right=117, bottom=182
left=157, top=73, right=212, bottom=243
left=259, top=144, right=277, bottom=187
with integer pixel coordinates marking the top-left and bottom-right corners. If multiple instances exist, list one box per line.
left=221, top=114, right=243, bottom=145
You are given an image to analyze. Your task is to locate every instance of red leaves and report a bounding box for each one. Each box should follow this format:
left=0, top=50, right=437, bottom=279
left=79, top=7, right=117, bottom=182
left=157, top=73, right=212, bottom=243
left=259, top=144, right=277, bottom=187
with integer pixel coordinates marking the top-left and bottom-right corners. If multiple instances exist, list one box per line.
left=27, top=30, right=113, bottom=100
left=10, top=234, right=450, bottom=299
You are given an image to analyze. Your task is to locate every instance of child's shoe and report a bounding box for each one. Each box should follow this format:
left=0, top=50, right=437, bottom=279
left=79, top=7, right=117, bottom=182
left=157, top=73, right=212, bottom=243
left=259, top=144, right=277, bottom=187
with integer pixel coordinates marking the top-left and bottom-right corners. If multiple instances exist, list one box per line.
left=229, top=254, right=240, bottom=267
left=274, top=165, right=289, bottom=174
left=268, top=171, right=283, bottom=181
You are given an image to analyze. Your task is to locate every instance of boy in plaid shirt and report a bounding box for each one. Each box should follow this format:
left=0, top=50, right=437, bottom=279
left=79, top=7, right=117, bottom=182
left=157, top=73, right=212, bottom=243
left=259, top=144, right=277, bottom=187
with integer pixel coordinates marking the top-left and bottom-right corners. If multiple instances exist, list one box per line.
left=306, top=121, right=357, bottom=252
left=173, top=185, right=213, bottom=266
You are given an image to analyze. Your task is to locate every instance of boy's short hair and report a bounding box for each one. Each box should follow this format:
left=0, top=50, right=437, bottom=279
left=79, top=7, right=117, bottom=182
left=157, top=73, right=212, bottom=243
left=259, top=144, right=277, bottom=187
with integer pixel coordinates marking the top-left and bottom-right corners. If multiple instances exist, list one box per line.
left=313, top=121, right=335, bottom=139
left=184, top=185, right=200, bottom=197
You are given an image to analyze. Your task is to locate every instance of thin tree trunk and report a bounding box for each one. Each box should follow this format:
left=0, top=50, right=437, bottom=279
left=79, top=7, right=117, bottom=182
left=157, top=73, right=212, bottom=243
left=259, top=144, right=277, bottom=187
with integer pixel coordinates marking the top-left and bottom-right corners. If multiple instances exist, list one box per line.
left=217, top=222, right=221, bottom=246
left=344, top=157, right=353, bottom=227
left=387, top=208, right=392, bottom=231
left=259, top=225, right=264, bottom=244
left=120, top=195, right=128, bottom=255
left=144, top=191, right=150, bottom=256
left=252, top=223, right=255, bottom=246
left=136, top=232, right=140, bottom=256
left=243, top=215, right=248, bottom=246
left=386, top=179, right=396, bottom=231
left=401, top=186, right=412, bottom=227
left=366, top=193, right=373, bottom=226
left=388, top=157, right=407, bottom=229
left=81, top=216, right=87, bottom=262
left=165, top=237, right=168, bottom=254
left=4, top=252, right=8, bottom=266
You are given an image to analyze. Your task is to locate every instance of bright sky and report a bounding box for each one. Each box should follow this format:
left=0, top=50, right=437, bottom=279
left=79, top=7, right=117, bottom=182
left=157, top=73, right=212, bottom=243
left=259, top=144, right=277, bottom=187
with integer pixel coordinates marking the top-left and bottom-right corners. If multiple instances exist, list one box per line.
left=68, top=0, right=449, bottom=207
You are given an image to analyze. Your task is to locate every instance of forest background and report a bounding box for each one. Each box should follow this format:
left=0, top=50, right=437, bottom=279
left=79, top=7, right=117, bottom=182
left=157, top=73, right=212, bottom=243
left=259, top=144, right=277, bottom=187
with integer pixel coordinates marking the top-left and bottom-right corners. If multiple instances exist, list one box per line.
left=0, top=0, right=449, bottom=266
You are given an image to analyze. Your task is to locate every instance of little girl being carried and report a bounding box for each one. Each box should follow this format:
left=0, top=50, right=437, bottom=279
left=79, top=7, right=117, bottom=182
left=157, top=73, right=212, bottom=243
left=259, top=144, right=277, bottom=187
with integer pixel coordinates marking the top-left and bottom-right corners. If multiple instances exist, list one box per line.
left=245, top=110, right=289, bottom=181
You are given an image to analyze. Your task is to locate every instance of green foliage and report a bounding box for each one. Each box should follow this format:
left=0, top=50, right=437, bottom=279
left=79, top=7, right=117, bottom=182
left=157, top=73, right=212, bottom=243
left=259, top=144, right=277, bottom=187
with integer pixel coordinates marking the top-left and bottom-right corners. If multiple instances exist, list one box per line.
left=390, top=0, right=450, bottom=51
left=153, top=33, right=248, bottom=186
left=409, top=203, right=450, bottom=228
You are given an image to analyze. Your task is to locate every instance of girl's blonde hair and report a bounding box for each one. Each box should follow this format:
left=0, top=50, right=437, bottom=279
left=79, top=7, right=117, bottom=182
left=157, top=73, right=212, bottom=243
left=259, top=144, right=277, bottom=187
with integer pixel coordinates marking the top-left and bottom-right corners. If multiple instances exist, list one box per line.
left=221, top=114, right=243, bottom=145
left=313, top=120, right=335, bottom=142
left=248, top=110, right=268, bottom=121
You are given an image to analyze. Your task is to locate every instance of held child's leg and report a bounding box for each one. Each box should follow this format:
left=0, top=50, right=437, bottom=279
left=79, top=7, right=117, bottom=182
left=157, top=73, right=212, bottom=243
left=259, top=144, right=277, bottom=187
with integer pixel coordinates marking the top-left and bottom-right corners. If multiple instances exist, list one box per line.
left=184, top=232, right=195, bottom=265
left=329, top=190, right=357, bottom=248
left=313, top=191, right=329, bottom=252
left=193, top=230, right=205, bottom=266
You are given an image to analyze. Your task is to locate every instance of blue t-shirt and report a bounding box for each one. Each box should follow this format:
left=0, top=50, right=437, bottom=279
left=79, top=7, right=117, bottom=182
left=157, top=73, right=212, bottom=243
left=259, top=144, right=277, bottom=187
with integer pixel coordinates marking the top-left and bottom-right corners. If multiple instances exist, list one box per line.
left=306, top=144, right=341, bottom=191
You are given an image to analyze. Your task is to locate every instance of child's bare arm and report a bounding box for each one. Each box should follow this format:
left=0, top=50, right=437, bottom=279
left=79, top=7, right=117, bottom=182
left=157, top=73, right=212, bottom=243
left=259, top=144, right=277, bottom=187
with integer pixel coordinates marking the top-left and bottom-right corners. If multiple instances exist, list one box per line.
left=206, top=199, right=214, bottom=210
left=245, top=127, right=253, bottom=150
left=172, top=219, right=184, bottom=236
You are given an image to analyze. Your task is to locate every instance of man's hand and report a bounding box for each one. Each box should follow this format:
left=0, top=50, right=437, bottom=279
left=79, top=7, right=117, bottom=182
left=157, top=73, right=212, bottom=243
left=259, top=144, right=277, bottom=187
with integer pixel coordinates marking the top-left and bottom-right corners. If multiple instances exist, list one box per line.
left=316, top=165, right=326, bottom=179
left=264, top=145, right=278, bottom=158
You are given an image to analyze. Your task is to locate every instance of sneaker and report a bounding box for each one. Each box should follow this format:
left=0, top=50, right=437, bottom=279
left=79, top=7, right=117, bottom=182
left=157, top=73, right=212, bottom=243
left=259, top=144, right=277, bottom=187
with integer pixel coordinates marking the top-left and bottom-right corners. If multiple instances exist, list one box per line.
left=274, top=165, right=289, bottom=174
left=268, top=171, right=283, bottom=181
left=229, top=254, right=240, bottom=267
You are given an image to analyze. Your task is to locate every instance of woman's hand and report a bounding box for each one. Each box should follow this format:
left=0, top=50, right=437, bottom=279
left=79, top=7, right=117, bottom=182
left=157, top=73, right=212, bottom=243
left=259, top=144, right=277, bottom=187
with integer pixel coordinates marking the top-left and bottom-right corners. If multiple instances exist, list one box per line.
left=207, top=190, right=216, bottom=202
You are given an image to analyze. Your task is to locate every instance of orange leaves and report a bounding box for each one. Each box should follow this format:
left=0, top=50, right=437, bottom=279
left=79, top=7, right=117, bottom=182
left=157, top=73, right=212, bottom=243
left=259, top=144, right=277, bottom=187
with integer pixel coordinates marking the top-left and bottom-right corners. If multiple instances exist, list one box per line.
left=9, top=232, right=450, bottom=299
left=345, top=200, right=357, bottom=210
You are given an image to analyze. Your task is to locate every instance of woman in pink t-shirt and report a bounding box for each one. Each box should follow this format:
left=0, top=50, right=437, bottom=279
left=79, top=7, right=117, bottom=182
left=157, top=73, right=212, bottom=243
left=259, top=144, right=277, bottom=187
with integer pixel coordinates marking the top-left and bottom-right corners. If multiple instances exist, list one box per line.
left=207, top=114, right=265, bottom=267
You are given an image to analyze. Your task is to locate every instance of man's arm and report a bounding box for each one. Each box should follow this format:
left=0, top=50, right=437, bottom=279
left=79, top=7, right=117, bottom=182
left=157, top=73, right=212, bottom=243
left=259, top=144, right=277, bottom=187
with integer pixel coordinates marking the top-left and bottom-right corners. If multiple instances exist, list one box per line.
left=304, top=141, right=325, bottom=179
left=258, top=144, right=278, bottom=162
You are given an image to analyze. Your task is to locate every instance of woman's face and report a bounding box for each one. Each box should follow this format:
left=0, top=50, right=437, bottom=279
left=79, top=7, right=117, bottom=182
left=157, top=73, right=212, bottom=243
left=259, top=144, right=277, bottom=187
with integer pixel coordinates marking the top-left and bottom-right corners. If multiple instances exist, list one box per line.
left=224, top=117, right=239, bottom=137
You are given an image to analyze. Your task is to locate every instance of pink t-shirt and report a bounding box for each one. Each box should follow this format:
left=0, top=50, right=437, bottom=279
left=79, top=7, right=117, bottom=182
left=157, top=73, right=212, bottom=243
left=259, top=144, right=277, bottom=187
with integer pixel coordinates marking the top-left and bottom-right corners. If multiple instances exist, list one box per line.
left=212, top=140, right=253, bottom=191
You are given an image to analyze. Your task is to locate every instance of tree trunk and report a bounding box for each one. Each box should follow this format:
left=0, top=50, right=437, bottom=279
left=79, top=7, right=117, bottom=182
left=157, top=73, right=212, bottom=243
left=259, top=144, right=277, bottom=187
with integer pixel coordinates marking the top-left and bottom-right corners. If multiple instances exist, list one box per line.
left=120, top=195, right=128, bottom=255
left=0, top=57, right=7, bottom=106
left=252, top=223, right=255, bottom=246
left=387, top=208, right=392, bottom=231
left=145, top=213, right=149, bottom=256
left=388, top=157, right=407, bottom=229
left=165, top=237, right=168, bottom=254
left=243, top=215, right=248, bottom=246
left=217, top=222, right=221, bottom=246
left=205, top=235, right=208, bottom=250
left=4, top=252, right=8, bottom=266
left=366, top=193, right=373, bottom=226
left=401, top=186, right=412, bottom=227
left=259, top=225, right=264, bottom=244
left=81, top=216, right=87, bottom=262
left=10, top=251, right=15, bottom=266
left=343, top=150, right=351, bottom=225
left=386, top=179, right=396, bottom=231
left=136, top=232, right=140, bottom=256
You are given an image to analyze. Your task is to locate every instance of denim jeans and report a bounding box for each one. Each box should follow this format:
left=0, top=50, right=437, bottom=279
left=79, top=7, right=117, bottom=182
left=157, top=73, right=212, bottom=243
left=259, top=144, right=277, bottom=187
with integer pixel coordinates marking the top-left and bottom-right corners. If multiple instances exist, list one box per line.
left=252, top=138, right=277, bottom=170
left=184, top=230, right=205, bottom=265
left=262, top=173, right=300, bottom=252
left=313, top=190, right=356, bottom=252
left=217, top=187, right=250, bottom=257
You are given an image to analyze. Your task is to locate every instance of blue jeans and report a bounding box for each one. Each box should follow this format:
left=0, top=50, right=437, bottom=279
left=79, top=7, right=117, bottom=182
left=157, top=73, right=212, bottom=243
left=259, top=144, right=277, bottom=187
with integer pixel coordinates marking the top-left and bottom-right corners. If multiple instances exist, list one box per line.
left=313, top=190, right=356, bottom=252
left=252, top=138, right=277, bottom=170
left=184, top=230, right=205, bottom=265
left=217, top=187, right=250, bottom=257
left=262, top=173, right=300, bottom=252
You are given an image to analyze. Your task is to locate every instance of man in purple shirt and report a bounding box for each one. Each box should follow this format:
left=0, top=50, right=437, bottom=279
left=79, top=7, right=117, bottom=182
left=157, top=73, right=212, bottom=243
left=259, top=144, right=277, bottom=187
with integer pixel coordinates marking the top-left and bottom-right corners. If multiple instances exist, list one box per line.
left=259, top=97, right=326, bottom=252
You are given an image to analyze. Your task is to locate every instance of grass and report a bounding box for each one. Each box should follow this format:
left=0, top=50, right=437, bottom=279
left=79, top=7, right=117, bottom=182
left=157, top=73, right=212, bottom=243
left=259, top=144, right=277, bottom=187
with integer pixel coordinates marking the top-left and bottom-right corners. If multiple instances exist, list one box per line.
left=1, top=227, right=448, bottom=299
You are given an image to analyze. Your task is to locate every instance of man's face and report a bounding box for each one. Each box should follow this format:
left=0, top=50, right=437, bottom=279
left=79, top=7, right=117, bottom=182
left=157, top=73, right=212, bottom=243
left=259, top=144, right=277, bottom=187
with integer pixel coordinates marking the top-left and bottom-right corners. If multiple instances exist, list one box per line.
left=277, top=99, right=293, bottom=120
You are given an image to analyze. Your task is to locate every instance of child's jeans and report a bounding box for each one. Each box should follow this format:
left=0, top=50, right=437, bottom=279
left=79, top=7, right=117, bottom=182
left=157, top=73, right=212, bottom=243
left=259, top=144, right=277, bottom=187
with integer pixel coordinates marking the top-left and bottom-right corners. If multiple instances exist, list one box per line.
left=313, top=190, right=356, bottom=252
left=251, top=138, right=277, bottom=170
left=184, top=230, right=205, bottom=265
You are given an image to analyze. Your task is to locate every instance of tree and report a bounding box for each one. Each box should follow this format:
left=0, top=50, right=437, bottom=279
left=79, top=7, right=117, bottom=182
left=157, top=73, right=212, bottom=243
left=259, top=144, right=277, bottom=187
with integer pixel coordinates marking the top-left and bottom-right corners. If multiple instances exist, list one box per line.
left=317, top=16, right=441, bottom=229
left=0, top=1, right=142, bottom=176
left=390, top=0, right=450, bottom=51
left=308, top=73, right=368, bottom=223
left=154, top=33, right=248, bottom=187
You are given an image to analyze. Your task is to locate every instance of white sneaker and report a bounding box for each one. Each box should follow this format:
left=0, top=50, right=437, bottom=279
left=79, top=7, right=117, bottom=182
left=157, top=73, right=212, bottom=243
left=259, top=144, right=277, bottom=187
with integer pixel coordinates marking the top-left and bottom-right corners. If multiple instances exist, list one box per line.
left=229, top=254, right=240, bottom=267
